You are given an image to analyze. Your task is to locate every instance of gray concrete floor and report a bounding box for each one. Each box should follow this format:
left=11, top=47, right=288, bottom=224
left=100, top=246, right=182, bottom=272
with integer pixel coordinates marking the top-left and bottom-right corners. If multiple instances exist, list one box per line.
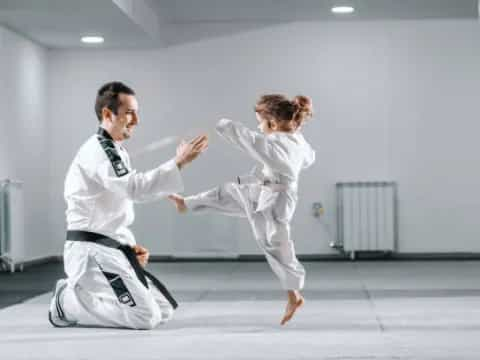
left=1, top=261, right=480, bottom=359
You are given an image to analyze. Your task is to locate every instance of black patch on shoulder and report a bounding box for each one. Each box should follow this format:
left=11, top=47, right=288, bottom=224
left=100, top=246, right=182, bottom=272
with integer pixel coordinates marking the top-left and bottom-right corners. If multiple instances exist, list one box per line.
left=96, top=135, right=129, bottom=177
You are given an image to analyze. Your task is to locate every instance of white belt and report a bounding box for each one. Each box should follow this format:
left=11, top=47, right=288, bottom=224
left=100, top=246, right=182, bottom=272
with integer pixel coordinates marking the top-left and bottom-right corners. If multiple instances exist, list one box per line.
left=263, top=179, right=297, bottom=193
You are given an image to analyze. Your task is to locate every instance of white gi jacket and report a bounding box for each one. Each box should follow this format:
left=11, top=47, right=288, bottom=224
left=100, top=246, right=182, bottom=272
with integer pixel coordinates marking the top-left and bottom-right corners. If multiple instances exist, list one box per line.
left=217, top=118, right=315, bottom=221
left=64, top=127, right=184, bottom=246
left=185, top=119, right=315, bottom=290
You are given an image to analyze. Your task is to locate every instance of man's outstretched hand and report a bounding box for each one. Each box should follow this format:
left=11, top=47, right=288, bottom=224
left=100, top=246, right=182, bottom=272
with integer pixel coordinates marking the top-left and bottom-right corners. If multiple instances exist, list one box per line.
left=175, top=134, right=208, bottom=169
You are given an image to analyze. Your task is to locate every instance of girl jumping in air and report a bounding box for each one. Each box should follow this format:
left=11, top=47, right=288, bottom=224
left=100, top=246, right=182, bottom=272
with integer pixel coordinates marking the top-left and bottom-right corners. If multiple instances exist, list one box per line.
left=169, top=94, right=315, bottom=325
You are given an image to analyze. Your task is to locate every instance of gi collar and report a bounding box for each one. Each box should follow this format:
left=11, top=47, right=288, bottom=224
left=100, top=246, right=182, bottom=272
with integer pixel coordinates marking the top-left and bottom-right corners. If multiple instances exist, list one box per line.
left=97, top=127, right=114, bottom=140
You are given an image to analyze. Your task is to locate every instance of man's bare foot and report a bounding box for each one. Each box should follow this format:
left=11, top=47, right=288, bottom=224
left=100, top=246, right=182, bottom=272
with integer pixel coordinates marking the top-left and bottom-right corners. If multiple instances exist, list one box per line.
left=280, top=290, right=304, bottom=326
left=168, top=194, right=188, bottom=213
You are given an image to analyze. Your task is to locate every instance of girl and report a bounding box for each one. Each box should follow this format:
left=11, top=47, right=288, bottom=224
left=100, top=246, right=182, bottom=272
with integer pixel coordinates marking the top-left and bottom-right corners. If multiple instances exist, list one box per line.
left=169, top=94, right=315, bottom=325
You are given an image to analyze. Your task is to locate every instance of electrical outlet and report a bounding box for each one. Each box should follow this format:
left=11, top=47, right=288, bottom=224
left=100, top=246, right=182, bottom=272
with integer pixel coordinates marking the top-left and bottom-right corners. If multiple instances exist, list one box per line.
left=312, top=202, right=324, bottom=217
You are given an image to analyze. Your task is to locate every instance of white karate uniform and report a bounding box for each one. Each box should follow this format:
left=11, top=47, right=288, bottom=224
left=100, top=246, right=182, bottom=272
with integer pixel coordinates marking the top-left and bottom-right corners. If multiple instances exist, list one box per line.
left=185, top=119, right=315, bottom=290
left=60, top=127, right=184, bottom=329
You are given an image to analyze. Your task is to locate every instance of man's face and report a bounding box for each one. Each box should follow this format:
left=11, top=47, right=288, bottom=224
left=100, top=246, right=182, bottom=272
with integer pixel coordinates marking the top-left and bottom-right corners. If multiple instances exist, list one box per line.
left=103, top=93, right=139, bottom=141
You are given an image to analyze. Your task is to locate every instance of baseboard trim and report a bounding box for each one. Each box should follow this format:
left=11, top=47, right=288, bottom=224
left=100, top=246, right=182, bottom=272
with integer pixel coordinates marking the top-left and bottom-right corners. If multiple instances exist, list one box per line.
left=149, top=254, right=348, bottom=262
left=8, top=252, right=480, bottom=267
left=0, top=255, right=62, bottom=271
left=151, top=252, right=480, bottom=262
left=24, top=255, right=62, bottom=266
left=391, top=252, right=480, bottom=261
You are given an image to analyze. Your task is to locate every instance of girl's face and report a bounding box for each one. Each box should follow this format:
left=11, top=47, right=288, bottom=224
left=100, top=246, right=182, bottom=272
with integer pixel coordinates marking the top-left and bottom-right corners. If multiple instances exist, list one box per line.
left=255, top=112, right=276, bottom=134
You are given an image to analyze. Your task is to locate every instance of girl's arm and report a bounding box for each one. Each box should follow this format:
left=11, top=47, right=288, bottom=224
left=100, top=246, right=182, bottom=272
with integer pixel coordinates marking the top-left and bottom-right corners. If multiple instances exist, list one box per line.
left=216, top=118, right=286, bottom=166
left=294, top=132, right=316, bottom=169
left=303, top=145, right=316, bottom=169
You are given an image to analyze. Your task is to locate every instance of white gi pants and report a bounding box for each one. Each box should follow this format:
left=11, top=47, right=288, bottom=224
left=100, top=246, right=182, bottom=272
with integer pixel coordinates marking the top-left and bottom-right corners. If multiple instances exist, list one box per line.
left=184, top=182, right=305, bottom=290
left=60, top=241, right=174, bottom=330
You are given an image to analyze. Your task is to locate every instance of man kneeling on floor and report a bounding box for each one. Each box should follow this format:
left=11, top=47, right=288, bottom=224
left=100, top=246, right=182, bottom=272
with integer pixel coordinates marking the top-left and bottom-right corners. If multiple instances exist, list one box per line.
left=49, top=81, right=208, bottom=329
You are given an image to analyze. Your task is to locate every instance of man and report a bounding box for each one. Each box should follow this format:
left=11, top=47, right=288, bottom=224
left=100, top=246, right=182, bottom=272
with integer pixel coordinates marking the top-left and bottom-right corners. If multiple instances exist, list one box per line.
left=48, top=81, right=208, bottom=330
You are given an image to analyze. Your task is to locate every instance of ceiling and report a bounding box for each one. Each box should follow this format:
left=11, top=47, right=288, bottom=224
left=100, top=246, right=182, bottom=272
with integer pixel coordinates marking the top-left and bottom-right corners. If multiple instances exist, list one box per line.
left=0, top=0, right=478, bottom=48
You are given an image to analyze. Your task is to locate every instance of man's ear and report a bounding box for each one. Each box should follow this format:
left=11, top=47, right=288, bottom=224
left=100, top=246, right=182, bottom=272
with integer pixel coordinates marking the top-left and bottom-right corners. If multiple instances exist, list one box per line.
left=102, top=107, right=113, bottom=122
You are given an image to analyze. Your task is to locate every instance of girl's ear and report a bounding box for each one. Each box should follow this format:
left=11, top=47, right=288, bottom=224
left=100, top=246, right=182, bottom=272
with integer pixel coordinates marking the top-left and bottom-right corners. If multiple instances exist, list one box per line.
left=268, top=120, right=278, bottom=130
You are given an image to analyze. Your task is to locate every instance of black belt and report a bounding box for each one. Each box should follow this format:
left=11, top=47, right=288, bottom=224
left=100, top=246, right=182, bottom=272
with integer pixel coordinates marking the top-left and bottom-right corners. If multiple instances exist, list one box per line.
left=66, top=230, right=178, bottom=309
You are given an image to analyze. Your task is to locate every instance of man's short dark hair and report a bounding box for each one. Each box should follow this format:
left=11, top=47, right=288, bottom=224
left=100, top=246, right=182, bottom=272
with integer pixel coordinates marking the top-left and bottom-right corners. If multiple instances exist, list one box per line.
left=95, top=81, right=135, bottom=122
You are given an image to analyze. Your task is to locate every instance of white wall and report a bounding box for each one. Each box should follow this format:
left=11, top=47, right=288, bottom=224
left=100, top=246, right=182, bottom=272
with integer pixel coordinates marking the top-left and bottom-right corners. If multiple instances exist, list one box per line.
left=388, top=22, right=480, bottom=252
left=47, top=20, right=480, bottom=256
left=0, top=26, right=53, bottom=260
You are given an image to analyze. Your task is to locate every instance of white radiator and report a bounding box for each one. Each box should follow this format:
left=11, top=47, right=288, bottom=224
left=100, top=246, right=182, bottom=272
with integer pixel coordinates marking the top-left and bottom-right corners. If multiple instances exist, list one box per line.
left=0, top=179, right=25, bottom=272
left=336, top=181, right=397, bottom=260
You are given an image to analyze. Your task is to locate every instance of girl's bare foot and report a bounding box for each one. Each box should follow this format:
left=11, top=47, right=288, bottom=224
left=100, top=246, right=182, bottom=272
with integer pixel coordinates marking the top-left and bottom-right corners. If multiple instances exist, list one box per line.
left=280, top=290, right=304, bottom=326
left=168, top=194, right=188, bottom=213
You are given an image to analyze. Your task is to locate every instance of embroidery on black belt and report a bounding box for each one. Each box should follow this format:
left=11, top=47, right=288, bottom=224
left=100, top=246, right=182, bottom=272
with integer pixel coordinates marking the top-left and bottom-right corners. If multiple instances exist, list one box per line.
left=97, top=136, right=129, bottom=177
left=102, top=271, right=137, bottom=307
